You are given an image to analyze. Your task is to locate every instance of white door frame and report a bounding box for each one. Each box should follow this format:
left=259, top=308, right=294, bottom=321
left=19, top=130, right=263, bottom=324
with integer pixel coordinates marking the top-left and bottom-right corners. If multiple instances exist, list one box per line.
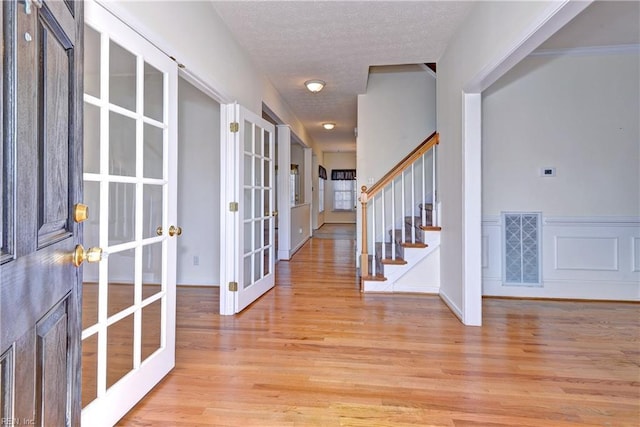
left=459, top=1, right=591, bottom=326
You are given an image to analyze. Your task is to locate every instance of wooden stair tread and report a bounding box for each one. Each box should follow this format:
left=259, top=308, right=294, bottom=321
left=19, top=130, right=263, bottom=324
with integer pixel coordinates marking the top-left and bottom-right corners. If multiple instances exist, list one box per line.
left=420, top=225, right=442, bottom=231
left=381, top=258, right=407, bottom=265
left=401, top=242, right=428, bottom=248
left=361, top=274, right=387, bottom=282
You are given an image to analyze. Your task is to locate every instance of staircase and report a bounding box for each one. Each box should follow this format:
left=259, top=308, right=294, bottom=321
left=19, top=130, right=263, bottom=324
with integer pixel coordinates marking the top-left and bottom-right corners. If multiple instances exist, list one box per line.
left=360, top=132, right=442, bottom=293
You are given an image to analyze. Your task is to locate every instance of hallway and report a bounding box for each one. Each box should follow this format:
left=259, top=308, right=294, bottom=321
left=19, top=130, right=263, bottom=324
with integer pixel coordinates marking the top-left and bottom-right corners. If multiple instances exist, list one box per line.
left=119, top=237, right=639, bottom=426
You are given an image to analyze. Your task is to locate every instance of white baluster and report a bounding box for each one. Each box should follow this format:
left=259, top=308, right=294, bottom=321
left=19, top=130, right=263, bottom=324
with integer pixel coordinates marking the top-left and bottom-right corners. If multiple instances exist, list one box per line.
left=422, top=152, right=426, bottom=227
left=381, top=187, right=386, bottom=261
left=371, top=194, right=376, bottom=276
left=411, top=164, right=415, bottom=244
left=401, top=171, right=405, bottom=245
left=391, top=180, right=396, bottom=260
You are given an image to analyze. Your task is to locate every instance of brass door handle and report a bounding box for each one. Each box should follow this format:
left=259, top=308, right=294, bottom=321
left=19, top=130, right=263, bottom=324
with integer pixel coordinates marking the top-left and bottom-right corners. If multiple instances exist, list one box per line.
left=272, top=211, right=278, bottom=217
left=169, top=225, right=182, bottom=237
left=73, top=244, right=103, bottom=267
left=156, top=226, right=163, bottom=236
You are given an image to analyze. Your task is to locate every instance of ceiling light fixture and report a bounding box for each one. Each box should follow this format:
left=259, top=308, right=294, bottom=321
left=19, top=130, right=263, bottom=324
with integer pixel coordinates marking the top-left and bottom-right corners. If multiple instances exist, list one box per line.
left=304, top=79, right=325, bottom=93
left=322, top=123, right=335, bottom=130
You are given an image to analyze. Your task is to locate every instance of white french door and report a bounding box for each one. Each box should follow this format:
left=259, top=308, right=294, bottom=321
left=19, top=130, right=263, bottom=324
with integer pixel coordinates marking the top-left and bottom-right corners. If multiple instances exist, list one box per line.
left=81, top=1, right=178, bottom=425
left=221, top=104, right=276, bottom=314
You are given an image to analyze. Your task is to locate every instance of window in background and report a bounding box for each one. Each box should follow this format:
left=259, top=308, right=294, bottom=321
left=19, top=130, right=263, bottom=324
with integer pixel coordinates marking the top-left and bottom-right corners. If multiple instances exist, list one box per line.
left=318, top=179, right=325, bottom=213
left=333, top=180, right=356, bottom=211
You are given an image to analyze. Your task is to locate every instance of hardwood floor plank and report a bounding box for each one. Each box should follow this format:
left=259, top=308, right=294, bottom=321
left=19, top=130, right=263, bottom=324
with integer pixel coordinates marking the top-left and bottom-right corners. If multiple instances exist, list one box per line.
left=115, top=237, right=639, bottom=426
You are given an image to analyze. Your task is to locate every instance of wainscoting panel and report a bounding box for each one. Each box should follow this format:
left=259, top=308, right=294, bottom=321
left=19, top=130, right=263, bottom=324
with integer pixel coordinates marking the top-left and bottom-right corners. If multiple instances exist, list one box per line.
left=555, top=236, right=618, bottom=271
left=482, top=216, right=639, bottom=301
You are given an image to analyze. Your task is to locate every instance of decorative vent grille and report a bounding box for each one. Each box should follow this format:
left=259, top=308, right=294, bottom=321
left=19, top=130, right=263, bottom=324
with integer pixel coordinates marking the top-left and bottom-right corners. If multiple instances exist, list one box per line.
left=503, top=212, right=541, bottom=285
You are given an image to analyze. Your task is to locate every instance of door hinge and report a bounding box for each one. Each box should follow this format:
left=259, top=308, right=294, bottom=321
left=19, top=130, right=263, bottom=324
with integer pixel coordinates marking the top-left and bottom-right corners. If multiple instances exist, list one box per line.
left=229, top=202, right=238, bottom=212
left=230, top=122, right=239, bottom=133
left=228, top=281, right=238, bottom=292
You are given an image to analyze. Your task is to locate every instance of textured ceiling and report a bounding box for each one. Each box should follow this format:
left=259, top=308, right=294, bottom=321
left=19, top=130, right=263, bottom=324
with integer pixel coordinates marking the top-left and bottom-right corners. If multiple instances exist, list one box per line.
left=211, top=1, right=474, bottom=152
left=210, top=1, right=640, bottom=153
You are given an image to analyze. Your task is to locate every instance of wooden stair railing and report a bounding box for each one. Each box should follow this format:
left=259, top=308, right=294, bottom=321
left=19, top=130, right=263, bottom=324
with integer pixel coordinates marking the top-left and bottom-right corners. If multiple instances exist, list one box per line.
left=359, top=132, right=439, bottom=289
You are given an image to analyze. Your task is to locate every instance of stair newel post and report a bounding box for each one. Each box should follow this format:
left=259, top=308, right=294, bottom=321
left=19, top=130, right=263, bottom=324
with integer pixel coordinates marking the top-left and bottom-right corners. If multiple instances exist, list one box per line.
left=360, top=186, right=369, bottom=288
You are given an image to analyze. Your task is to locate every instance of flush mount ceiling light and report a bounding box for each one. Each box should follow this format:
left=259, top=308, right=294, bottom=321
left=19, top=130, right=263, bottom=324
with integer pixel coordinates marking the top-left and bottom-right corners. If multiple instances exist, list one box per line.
left=304, top=79, right=325, bottom=93
left=322, top=123, right=335, bottom=130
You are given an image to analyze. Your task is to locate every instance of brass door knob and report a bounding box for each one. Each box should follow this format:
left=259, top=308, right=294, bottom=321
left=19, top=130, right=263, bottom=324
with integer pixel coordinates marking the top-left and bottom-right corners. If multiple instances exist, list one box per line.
left=73, top=244, right=103, bottom=267
left=156, top=226, right=163, bottom=236
left=168, top=225, right=182, bottom=237
left=272, top=211, right=278, bottom=217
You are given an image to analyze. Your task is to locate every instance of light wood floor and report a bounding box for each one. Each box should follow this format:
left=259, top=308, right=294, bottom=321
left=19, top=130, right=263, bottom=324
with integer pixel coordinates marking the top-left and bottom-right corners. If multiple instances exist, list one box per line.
left=118, top=237, right=639, bottom=426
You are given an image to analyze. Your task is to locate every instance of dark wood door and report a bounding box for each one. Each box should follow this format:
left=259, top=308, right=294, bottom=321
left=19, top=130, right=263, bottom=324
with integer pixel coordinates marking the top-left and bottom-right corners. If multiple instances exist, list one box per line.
left=1, top=0, right=83, bottom=425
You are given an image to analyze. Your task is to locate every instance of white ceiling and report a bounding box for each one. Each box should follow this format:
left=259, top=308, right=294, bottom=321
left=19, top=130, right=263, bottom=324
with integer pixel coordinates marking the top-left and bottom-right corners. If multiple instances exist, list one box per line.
left=211, top=1, right=474, bottom=152
left=210, top=1, right=639, bottom=153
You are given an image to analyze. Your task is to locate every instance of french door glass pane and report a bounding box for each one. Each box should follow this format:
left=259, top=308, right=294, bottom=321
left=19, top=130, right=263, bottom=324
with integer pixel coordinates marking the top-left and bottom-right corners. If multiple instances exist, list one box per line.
left=108, top=182, right=136, bottom=246
left=254, top=157, right=261, bottom=186
left=143, top=123, right=163, bottom=179
left=264, top=248, right=270, bottom=275
left=106, top=314, right=134, bottom=389
left=254, top=220, right=261, bottom=251
left=263, top=130, right=270, bottom=157
left=243, top=189, right=252, bottom=221
left=255, top=127, right=262, bottom=156
left=142, top=243, right=163, bottom=299
left=143, top=62, right=163, bottom=122
left=109, top=41, right=136, bottom=111
left=143, top=184, right=163, bottom=239
left=264, top=160, right=271, bottom=187
left=107, top=249, right=135, bottom=317
left=141, top=299, right=162, bottom=362
left=84, top=103, right=100, bottom=173
left=254, top=189, right=262, bottom=218
left=253, top=253, right=261, bottom=282
left=84, top=24, right=100, bottom=99
left=243, top=154, right=252, bottom=194
left=243, top=256, right=251, bottom=289
left=244, top=121, right=252, bottom=152
left=109, top=112, right=136, bottom=176
left=243, top=222, right=252, bottom=256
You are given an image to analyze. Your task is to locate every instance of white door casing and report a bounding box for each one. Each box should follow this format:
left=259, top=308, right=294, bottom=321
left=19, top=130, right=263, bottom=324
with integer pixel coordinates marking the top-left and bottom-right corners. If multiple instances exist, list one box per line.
left=220, top=104, right=276, bottom=314
left=82, top=1, right=178, bottom=424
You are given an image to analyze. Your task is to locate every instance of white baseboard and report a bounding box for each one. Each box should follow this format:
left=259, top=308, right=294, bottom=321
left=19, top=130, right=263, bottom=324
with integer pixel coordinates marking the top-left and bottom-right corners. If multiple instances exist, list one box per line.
left=483, top=278, right=639, bottom=301
left=438, top=288, right=463, bottom=322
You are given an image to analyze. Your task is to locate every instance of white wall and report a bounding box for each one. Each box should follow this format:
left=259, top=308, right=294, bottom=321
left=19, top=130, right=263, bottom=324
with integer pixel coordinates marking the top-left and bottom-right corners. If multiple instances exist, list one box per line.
left=177, top=78, right=221, bottom=286
left=357, top=66, right=436, bottom=187
left=324, top=152, right=357, bottom=224
left=436, top=1, right=588, bottom=324
left=290, top=204, right=311, bottom=255
left=483, top=51, right=639, bottom=217
left=482, top=50, right=640, bottom=300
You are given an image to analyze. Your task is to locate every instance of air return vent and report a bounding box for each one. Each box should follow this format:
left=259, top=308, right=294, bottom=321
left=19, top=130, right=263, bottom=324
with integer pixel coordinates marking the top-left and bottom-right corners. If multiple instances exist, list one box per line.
left=503, top=212, right=541, bottom=285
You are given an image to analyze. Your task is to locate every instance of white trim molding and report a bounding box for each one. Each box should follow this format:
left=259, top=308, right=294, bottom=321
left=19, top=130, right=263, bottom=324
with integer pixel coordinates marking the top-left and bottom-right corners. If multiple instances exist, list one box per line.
left=530, top=44, right=640, bottom=57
